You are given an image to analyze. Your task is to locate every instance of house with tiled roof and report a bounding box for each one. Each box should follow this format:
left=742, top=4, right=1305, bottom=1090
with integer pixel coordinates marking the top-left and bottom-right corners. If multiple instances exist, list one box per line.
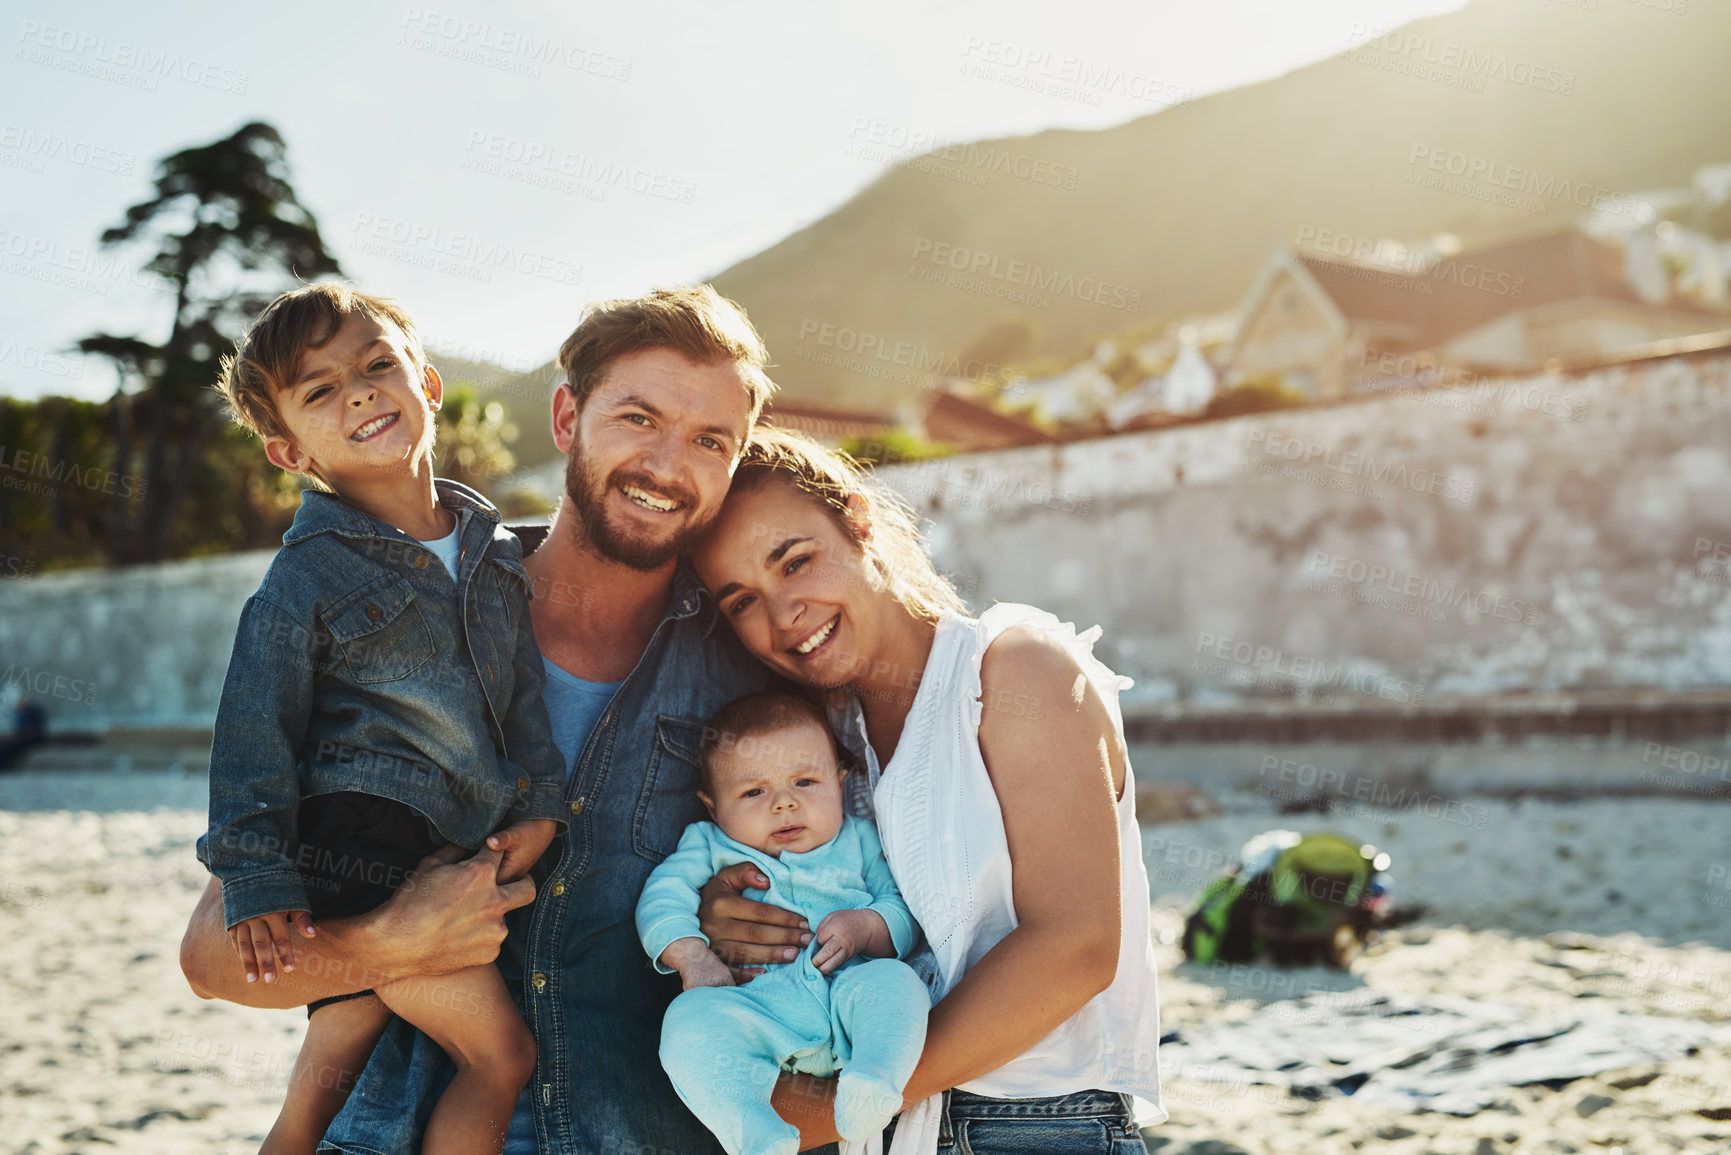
left=1225, top=228, right=1727, bottom=400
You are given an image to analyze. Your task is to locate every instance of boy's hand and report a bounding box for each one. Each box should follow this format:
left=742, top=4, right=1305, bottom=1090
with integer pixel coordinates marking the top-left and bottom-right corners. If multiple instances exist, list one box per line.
left=487, top=819, right=557, bottom=883
left=228, top=910, right=316, bottom=984
left=660, top=936, right=735, bottom=990
left=811, top=909, right=890, bottom=974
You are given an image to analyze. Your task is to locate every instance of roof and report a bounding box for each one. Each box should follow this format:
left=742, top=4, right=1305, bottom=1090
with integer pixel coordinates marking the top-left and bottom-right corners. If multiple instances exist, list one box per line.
left=1292, top=228, right=1725, bottom=350
left=919, top=383, right=1058, bottom=452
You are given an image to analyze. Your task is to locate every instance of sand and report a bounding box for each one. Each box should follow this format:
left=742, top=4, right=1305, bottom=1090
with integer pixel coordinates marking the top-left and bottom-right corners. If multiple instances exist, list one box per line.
left=1, top=768, right=1726, bottom=1154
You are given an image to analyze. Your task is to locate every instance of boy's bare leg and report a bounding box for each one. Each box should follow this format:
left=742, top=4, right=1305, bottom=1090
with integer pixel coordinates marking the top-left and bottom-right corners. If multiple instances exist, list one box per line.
left=260, top=994, right=392, bottom=1155
left=375, top=964, right=536, bottom=1155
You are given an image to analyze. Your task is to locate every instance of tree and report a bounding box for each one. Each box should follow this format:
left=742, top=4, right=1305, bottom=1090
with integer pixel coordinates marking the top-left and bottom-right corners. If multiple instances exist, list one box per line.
left=76, top=121, right=341, bottom=564
left=436, top=384, right=520, bottom=495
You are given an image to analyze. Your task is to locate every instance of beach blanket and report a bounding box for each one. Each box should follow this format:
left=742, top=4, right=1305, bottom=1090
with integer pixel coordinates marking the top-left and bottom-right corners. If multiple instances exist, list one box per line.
left=1158, top=991, right=1728, bottom=1114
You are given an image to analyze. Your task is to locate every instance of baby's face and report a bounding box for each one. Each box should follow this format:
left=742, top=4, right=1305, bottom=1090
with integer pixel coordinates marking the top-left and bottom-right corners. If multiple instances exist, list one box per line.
left=700, top=719, right=845, bottom=857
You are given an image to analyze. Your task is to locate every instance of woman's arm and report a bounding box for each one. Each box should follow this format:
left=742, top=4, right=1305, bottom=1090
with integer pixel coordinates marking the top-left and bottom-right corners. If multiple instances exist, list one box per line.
left=772, top=626, right=1128, bottom=1147
left=902, top=626, right=1125, bottom=1102
left=179, top=845, right=537, bottom=1008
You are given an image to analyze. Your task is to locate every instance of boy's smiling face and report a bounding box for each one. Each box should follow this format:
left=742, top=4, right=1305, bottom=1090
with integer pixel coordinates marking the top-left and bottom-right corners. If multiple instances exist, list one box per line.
left=264, top=312, right=443, bottom=492
left=699, top=717, right=846, bottom=857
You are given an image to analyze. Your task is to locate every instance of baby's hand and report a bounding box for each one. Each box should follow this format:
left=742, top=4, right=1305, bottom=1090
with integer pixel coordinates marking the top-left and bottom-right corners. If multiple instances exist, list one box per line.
left=229, top=910, right=316, bottom=984
left=661, top=936, right=735, bottom=990
left=812, top=909, right=887, bottom=974
left=487, top=819, right=558, bottom=883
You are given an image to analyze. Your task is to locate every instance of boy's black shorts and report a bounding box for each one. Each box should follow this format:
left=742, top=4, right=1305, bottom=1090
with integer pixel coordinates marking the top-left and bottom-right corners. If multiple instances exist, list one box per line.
left=297, top=790, right=444, bottom=1017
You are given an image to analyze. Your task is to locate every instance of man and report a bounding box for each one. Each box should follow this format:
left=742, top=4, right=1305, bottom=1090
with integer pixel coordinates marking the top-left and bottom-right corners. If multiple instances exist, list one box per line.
left=179, top=285, right=818, bottom=1154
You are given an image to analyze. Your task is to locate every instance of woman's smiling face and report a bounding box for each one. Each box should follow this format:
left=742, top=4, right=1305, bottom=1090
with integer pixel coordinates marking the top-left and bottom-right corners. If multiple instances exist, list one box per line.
left=693, top=479, right=884, bottom=690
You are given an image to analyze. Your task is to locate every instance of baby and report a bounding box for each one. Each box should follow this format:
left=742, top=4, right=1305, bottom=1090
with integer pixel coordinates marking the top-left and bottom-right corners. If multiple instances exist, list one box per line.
left=196, top=283, right=565, bottom=1155
left=636, top=691, right=930, bottom=1155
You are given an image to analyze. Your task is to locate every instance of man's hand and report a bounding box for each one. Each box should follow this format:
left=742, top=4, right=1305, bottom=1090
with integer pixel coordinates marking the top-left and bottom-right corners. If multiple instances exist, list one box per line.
left=697, top=862, right=811, bottom=982
left=228, top=909, right=316, bottom=984
left=487, top=819, right=558, bottom=883
left=659, top=936, right=736, bottom=990
left=811, top=909, right=891, bottom=974
left=379, top=845, right=538, bottom=979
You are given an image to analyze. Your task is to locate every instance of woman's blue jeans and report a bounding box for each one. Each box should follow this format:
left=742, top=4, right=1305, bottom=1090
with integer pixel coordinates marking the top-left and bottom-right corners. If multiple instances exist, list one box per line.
left=886, top=1088, right=1149, bottom=1154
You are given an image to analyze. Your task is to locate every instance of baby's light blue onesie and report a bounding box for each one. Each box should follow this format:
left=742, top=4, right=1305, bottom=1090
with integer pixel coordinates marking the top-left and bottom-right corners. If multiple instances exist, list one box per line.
left=637, top=814, right=931, bottom=1155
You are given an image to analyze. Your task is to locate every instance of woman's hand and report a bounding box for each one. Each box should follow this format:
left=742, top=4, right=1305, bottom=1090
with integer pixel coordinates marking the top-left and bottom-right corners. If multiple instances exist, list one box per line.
left=696, top=862, right=811, bottom=982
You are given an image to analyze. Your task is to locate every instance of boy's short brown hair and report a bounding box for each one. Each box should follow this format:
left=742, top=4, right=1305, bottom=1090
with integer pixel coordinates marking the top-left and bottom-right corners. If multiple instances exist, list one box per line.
left=216, top=281, right=425, bottom=445
left=698, top=692, right=840, bottom=794
left=557, top=284, right=776, bottom=431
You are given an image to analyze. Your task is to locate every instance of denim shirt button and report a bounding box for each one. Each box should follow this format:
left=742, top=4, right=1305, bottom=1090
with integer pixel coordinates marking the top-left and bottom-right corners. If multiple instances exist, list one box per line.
left=531, top=971, right=548, bottom=991
left=549, top=880, right=565, bottom=897
left=365, top=604, right=383, bottom=621
left=516, top=775, right=528, bottom=790
left=414, top=555, right=428, bottom=569
left=569, top=798, right=585, bottom=816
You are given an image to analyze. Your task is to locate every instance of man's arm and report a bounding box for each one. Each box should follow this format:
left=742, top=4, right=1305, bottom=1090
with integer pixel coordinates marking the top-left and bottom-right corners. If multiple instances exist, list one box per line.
left=181, top=845, right=536, bottom=1006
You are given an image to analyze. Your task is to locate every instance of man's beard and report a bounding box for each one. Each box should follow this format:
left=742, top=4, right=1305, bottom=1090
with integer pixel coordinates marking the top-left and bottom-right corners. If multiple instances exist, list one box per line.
left=563, top=431, right=707, bottom=571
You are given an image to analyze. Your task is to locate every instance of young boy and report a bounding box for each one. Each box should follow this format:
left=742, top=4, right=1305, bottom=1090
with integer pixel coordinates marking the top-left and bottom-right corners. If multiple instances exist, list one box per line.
left=636, top=692, right=931, bottom=1155
left=195, top=282, right=566, bottom=1155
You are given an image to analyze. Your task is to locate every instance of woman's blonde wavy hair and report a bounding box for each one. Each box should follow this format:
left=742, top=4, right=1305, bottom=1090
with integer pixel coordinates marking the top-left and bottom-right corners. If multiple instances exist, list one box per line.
left=729, top=426, right=967, bottom=623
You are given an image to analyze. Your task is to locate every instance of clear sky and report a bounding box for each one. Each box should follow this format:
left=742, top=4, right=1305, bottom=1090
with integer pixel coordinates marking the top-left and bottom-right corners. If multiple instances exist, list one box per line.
left=0, top=0, right=1464, bottom=400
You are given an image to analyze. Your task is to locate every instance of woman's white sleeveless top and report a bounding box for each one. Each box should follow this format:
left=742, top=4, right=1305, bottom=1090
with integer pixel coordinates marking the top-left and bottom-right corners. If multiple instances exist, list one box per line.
left=827, top=602, right=1165, bottom=1155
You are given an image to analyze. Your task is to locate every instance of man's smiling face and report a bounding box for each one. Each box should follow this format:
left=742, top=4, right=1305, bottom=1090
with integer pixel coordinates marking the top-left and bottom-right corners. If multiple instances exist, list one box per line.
left=560, top=346, right=753, bottom=570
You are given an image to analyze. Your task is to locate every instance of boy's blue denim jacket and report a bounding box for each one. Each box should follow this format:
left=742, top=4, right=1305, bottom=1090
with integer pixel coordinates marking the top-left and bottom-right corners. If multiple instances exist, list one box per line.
left=196, top=478, right=567, bottom=929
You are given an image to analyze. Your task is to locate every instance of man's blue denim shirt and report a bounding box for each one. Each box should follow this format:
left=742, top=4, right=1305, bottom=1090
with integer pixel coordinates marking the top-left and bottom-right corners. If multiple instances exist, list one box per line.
left=320, top=531, right=791, bottom=1155
left=196, top=479, right=567, bottom=929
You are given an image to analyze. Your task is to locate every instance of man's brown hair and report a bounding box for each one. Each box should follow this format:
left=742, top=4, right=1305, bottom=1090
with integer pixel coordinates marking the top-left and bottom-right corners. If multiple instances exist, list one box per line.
left=556, top=284, right=776, bottom=431
left=215, top=281, right=426, bottom=446
left=698, top=691, right=841, bottom=794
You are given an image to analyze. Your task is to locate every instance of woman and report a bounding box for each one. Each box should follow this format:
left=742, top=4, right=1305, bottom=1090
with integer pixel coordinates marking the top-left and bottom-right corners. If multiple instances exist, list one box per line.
left=691, top=427, right=1163, bottom=1154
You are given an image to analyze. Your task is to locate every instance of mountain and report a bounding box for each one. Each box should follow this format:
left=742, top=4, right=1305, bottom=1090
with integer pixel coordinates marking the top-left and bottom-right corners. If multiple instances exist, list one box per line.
left=706, top=0, right=1731, bottom=414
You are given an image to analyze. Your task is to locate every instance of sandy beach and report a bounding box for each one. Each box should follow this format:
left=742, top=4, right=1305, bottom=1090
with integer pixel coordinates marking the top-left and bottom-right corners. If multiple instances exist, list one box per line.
left=0, top=768, right=1726, bottom=1154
